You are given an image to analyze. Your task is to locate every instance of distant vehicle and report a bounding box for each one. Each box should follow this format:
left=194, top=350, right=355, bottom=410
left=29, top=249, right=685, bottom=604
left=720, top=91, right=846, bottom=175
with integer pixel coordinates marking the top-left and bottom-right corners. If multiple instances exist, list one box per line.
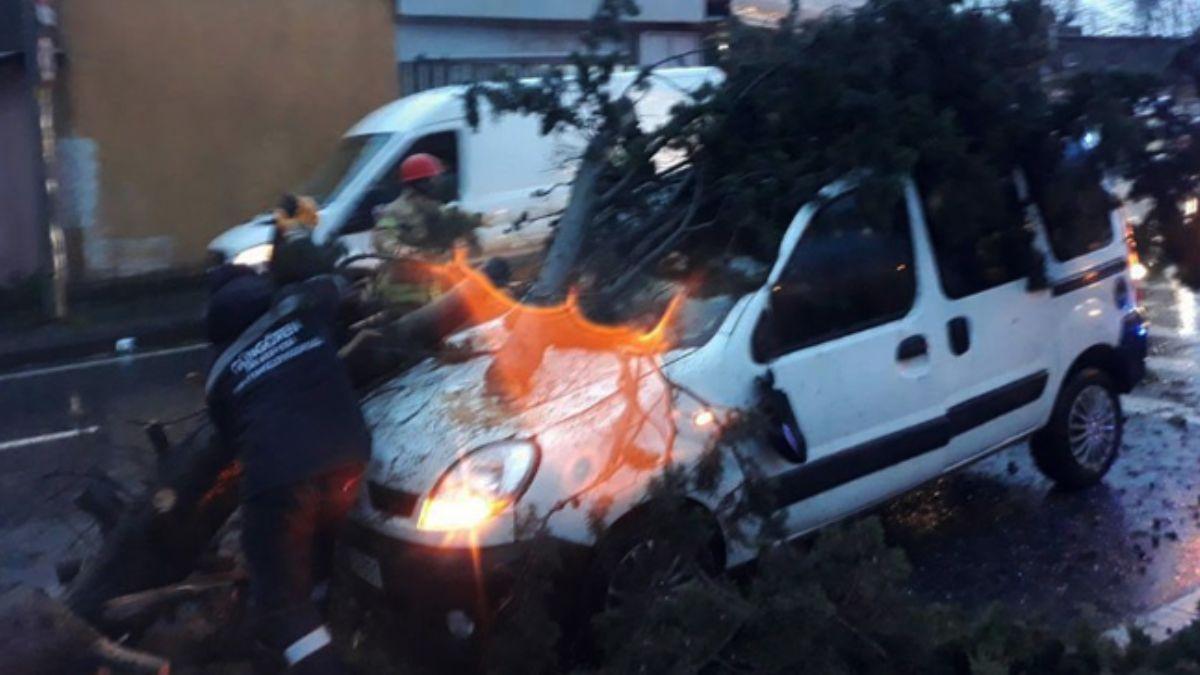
left=206, top=67, right=722, bottom=268
left=340, top=163, right=1148, bottom=647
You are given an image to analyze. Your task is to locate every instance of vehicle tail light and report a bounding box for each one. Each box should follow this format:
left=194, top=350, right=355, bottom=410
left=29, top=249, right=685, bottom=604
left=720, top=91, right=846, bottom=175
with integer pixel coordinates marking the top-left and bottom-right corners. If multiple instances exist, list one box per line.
left=1125, top=218, right=1146, bottom=307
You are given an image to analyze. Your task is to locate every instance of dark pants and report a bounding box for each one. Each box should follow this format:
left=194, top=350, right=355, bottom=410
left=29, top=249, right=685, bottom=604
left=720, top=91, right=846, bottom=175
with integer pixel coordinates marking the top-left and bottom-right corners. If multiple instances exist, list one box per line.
left=242, top=463, right=364, bottom=674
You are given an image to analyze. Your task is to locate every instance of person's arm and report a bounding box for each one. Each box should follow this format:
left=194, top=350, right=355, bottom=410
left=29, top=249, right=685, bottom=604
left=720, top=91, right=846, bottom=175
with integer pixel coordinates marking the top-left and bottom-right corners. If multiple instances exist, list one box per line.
left=205, top=390, right=242, bottom=467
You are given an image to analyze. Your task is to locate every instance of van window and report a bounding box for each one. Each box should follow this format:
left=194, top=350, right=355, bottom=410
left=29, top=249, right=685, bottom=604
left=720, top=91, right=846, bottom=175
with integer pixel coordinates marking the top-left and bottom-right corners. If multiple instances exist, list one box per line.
left=299, top=133, right=391, bottom=206
left=918, top=164, right=1027, bottom=299
left=341, top=131, right=461, bottom=234
left=1026, top=162, right=1115, bottom=261
left=756, top=188, right=916, bottom=358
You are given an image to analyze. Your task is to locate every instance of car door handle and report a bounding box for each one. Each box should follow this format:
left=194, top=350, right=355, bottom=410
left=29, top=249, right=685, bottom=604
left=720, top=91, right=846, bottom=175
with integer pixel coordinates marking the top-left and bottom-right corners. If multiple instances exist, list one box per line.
left=948, top=316, right=971, bottom=356
left=897, top=335, right=928, bottom=361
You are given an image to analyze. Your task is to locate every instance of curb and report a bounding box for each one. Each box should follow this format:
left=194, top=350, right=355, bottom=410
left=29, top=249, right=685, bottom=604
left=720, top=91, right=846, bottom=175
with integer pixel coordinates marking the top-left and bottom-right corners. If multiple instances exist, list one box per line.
left=0, top=314, right=206, bottom=375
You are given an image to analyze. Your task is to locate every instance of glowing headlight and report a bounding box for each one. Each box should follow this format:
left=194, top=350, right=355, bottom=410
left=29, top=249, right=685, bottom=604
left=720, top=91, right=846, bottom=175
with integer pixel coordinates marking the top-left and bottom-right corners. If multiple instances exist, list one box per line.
left=231, top=243, right=274, bottom=267
left=417, top=440, right=539, bottom=532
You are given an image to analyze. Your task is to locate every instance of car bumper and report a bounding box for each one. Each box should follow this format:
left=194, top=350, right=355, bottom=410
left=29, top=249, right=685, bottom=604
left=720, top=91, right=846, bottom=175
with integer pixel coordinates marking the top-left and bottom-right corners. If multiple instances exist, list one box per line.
left=1116, top=309, right=1148, bottom=391
left=337, top=517, right=590, bottom=641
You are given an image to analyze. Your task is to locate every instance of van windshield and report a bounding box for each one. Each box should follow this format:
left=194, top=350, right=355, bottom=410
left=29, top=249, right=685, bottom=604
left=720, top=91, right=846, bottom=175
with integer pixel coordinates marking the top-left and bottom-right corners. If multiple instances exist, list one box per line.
left=298, top=133, right=392, bottom=206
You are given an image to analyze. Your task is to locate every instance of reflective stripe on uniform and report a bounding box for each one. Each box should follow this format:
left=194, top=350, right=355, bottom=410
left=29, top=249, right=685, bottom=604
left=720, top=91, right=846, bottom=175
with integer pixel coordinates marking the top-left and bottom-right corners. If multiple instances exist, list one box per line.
left=284, top=625, right=332, bottom=665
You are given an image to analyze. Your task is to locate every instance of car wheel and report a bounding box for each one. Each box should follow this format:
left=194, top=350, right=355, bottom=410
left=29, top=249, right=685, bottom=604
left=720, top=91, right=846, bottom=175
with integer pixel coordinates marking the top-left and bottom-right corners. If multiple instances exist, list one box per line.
left=568, top=509, right=719, bottom=663
left=1031, top=367, right=1123, bottom=491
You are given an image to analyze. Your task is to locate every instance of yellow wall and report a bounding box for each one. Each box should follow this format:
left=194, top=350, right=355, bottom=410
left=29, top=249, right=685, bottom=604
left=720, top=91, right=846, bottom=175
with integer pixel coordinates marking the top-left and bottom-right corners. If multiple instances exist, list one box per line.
left=59, top=0, right=397, bottom=275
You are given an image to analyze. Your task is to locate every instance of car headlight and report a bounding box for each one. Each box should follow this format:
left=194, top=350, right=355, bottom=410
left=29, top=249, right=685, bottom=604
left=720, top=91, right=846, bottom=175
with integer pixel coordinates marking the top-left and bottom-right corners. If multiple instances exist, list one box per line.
left=231, top=243, right=274, bottom=267
left=417, top=439, right=539, bottom=532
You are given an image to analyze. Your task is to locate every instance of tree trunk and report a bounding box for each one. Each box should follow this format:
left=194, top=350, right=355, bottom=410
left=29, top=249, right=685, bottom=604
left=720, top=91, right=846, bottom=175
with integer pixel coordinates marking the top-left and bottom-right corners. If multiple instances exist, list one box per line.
left=525, top=136, right=609, bottom=304
left=0, top=587, right=170, bottom=674
left=65, top=424, right=240, bottom=625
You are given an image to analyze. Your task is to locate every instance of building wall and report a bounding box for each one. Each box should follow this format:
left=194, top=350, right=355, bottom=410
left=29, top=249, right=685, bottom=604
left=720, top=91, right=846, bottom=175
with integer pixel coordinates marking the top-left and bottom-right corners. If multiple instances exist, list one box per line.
left=396, top=22, right=587, bottom=62
left=0, top=59, right=45, bottom=284
left=58, top=0, right=397, bottom=278
left=397, top=0, right=707, bottom=23
left=395, top=0, right=712, bottom=93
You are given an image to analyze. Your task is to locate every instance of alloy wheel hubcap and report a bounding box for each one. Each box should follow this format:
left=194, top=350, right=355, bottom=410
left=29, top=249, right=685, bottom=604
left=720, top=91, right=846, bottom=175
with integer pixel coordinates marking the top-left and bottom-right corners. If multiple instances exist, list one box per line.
left=1067, top=384, right=1118, bottom=472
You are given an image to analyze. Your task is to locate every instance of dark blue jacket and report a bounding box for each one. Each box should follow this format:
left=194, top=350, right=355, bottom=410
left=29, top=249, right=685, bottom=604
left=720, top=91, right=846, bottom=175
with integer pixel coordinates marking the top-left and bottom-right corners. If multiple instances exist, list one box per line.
left=205, top=271, right=370, bottom=497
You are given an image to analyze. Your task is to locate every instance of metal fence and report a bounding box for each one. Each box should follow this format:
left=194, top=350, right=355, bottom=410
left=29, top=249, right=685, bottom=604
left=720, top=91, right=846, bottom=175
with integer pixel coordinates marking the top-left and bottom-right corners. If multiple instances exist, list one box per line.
left=398, top=56, right=578, bottom=94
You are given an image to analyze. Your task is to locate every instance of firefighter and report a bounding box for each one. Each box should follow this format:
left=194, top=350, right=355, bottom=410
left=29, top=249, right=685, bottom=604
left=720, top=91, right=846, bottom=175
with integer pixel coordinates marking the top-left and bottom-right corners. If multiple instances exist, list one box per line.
left=371, top=153, right=469, bottom=310
left=373, top=152, right=449, bottom=253
left=205, top=264, right=369, bottom=674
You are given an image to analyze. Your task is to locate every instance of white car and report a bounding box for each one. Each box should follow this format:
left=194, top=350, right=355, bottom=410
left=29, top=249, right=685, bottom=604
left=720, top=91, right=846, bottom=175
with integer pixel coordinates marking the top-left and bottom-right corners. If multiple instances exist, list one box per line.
left=207, top=67, right=722, bottom=268
left=341, top=168, right=1148, bottom=643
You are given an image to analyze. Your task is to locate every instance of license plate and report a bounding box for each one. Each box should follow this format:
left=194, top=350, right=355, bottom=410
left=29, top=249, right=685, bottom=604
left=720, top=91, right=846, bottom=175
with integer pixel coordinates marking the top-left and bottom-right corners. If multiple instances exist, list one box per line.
left=344, top=547, right=383, bottom=590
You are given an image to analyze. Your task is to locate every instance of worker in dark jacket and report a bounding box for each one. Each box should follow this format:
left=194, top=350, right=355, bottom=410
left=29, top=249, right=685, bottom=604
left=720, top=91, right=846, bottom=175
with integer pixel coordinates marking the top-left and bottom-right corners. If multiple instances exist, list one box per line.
left=205, top=264, right=369, bottom=674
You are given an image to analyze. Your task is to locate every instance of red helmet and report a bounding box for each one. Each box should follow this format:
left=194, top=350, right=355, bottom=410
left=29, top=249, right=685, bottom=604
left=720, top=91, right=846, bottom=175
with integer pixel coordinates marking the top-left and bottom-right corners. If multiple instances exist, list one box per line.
left=399, top=153, right=446, bottom=184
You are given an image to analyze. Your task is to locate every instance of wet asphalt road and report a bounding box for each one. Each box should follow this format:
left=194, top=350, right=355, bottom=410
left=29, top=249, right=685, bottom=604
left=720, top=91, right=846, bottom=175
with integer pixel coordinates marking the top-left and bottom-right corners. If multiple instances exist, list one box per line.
left=1, top=281, right=1199, bottom=627
left=888, top=279, right=1200, bottom=626
left=0, top=345, right=209, bottom=594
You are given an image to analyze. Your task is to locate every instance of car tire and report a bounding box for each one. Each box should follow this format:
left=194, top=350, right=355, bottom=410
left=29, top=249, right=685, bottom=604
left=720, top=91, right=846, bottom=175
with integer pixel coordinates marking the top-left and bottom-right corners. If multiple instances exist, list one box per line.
left=569, top=507, right=719, bottom=663
left=1030, top=367, right=1123, bottom=491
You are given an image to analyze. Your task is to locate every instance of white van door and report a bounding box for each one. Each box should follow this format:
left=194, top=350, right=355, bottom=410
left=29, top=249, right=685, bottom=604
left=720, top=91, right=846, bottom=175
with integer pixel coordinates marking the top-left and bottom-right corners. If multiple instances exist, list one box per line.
left=751, top=185, right=953, bottom=532
left=458, top=109, right=571, bottom=258
left=913, top=169, right=1054, bottom=467
left=333, top=126, right=463, bottom=259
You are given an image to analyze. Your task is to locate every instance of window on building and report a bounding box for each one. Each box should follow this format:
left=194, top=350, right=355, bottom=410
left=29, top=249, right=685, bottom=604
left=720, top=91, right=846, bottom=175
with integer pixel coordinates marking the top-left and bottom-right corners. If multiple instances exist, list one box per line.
left=755, top=188, right=916, bottom=359
left=918, top=163, right=1028, bottom=299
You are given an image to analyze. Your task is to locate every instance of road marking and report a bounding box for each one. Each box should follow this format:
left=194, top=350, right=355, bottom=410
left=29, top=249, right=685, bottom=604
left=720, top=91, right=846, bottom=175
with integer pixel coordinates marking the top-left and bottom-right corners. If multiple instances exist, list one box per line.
left=0, top=425, right=101, bottom=452
left=0, top=343, right=207, bottom=384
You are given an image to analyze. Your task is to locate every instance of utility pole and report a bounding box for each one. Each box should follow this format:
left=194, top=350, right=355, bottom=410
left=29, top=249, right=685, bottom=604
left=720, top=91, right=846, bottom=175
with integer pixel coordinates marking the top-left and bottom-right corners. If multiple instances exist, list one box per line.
left=27, top=0, right=67, bottom=319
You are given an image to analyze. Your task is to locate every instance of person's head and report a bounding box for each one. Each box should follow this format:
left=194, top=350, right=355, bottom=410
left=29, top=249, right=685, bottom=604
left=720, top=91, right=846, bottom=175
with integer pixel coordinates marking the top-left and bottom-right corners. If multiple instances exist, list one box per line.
left=399, top=153, right=446, bottom=198
left=273, top=193, right=319, bottom=233
left=206, top=265, right=275, bottom=348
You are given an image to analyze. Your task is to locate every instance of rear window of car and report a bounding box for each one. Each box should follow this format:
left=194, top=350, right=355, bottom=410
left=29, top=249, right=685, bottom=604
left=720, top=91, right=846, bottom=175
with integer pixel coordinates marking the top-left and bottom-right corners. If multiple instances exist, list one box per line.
left=1027, top=162, right=1115, bottom=261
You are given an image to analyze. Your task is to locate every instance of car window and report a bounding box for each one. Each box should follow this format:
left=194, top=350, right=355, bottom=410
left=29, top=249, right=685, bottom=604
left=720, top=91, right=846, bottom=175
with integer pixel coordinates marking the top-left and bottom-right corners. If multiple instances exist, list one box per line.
left=342, top=131, right=461, bottom=235
left=918, top=165, right=1027, bottom=299
left=755, top=188, right=916, bottom=359
left=1026, top=161, right=1115, bottom=261
left=298, top=133, right=392, bottom=207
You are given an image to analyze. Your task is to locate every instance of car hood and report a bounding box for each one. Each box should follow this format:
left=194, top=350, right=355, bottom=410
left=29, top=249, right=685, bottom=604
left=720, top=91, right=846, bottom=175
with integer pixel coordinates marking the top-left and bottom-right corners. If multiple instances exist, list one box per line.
left=207, top=214, right=274, bottom=257
left=361, top=325, right=694, bottom=495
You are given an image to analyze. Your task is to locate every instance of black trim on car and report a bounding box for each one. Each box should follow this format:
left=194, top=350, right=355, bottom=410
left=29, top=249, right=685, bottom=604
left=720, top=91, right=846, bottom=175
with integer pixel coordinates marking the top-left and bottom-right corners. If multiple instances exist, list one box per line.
left=367, top=481, right=420, bottom=518
left=1050, top=258, right=1127, bottom=297
left=770, top=370, right=1049, bottom=506
left=946, top=371, right=1048, bottom=435
left=1115, top=309, right=1148, bottom=391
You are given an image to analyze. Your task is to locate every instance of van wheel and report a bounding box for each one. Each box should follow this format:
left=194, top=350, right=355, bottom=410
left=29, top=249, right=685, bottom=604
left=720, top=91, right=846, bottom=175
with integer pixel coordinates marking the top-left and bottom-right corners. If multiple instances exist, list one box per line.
left=1031, top=368, right=1123, bottom=490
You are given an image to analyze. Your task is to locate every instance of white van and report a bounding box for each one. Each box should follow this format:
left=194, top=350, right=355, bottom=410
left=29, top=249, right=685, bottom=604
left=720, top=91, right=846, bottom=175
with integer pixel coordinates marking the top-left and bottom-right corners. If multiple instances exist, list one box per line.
left=206, top=67, right=722, bottom=267
left=340, top=164, right=1148, bottom=643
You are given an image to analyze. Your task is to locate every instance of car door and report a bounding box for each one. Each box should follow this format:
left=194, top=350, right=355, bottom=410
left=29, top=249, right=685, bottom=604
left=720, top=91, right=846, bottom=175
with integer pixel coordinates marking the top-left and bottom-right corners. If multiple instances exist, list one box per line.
left=336, top=127, right=462, bottom=259
left=914, top=168, right=1054, bottom=467
left=751, top=184, right=954, bottom=534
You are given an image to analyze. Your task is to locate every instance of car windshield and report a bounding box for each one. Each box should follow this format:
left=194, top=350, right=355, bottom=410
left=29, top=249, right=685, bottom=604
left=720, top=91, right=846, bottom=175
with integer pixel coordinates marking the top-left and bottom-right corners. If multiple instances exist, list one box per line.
left=297, top=133, right=392, bottom=206
left=602, top=257, right=769, bottom=350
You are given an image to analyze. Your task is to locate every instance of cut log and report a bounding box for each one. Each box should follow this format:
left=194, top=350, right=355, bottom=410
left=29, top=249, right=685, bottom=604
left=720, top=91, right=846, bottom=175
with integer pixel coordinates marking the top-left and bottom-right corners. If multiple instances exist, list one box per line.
left=0, top=587, right=170, bottom=675
left=101, top=573, right=244, bottom=628
left=65, top=423, right=240, bottom=625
